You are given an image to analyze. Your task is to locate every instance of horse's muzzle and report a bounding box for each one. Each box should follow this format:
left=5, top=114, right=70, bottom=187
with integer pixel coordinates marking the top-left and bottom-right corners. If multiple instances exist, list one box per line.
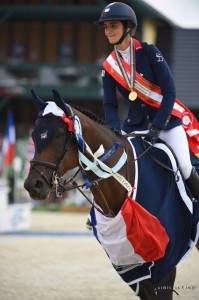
left=24, top=176, right=49, bottom=200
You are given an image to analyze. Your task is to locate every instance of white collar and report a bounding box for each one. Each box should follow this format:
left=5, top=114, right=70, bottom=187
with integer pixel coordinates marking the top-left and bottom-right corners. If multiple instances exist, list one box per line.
left=117, top=45, right=130, bottom=63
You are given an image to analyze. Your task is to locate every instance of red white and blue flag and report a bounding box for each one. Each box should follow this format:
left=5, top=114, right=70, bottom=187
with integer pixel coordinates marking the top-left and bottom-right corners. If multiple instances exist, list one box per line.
left=2, top=111, right=16, bottom=167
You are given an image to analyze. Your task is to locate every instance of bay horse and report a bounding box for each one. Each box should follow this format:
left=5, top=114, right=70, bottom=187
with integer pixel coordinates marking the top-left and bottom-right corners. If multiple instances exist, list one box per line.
left=24, top=89, right=199, bottom=300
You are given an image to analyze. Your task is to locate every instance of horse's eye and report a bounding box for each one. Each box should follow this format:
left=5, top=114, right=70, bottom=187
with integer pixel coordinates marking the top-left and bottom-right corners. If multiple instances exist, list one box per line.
left=55, top=131, right=64, bottom=139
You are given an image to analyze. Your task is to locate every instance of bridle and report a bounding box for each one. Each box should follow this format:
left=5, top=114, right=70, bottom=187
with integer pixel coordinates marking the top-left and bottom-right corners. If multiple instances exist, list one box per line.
left=30, top=132, right=73, bottom=197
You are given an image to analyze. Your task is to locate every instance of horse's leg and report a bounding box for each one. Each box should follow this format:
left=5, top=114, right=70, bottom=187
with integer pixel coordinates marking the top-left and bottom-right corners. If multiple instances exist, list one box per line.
left=130, top=268, right=176, bottom=300
left=153, top=267, right=177, bottom=300
left=130, top=280, right=157, bottom=300
left=113, top=263, right=157, bottom=300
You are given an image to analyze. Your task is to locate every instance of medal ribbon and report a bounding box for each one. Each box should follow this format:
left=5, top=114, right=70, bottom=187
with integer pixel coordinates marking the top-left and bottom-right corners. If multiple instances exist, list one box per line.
left=114, top=38, right=136, bottom=96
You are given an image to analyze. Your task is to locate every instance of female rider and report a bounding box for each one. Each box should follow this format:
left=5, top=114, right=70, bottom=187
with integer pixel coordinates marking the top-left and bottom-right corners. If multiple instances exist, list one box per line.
left=95, top=2, right=199, bottom=199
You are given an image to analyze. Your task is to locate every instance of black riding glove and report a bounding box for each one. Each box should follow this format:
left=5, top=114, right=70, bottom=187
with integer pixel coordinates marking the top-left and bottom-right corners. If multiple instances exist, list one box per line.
left=145, top=126, right=161, bottom=144
left=113, top=128, right=122, bottom=135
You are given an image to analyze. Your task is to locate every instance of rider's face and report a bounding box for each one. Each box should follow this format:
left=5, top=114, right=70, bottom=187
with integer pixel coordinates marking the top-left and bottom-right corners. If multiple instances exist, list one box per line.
left=103, top=21, right=124, bottom=45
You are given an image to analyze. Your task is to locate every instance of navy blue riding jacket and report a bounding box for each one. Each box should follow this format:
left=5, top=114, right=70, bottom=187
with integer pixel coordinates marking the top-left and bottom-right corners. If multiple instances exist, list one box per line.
left=102, top=41, right=182, bottom=133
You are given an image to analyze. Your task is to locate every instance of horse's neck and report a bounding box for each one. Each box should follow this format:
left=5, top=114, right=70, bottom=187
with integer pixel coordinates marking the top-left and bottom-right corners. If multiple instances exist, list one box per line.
left=82, top=131, right=135, bottom=216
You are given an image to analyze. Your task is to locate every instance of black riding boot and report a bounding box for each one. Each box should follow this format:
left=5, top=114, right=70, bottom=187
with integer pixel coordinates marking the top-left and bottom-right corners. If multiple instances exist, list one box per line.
left=185, top=167, right=199, bottom=200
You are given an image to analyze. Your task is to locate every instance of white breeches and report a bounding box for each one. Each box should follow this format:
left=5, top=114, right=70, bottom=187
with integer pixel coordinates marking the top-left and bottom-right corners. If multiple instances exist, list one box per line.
left=159, top=125, right=192, bottom=179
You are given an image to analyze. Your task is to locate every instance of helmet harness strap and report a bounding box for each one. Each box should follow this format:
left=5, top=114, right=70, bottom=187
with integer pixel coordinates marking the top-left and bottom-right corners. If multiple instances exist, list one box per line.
left=114, top=22, right=134, bottom=45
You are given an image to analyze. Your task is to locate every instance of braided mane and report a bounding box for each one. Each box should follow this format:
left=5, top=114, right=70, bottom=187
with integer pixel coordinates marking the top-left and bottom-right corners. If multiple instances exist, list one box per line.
left=75, top=106, right=108, bottom=126
left=74, top=106, right=121, bottom=136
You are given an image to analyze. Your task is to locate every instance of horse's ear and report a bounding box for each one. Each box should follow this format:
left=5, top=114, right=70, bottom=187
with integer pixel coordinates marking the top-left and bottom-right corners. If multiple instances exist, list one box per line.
left=31, top=89, right=47, bottom=111
left=52, top=89, right=73, bottom=116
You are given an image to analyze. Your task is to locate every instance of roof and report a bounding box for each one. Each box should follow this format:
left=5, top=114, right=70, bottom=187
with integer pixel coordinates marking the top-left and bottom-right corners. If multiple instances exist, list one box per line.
left=140, top=0, right=199, bottom=29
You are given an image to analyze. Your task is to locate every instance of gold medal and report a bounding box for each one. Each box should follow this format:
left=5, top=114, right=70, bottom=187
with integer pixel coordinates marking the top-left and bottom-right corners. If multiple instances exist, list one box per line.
left=129, top=91, right=137, bottom=101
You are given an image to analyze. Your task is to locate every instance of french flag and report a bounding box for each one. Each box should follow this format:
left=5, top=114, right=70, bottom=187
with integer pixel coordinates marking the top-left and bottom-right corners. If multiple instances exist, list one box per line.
left=93, top=195, right=169, bottom=266
left=3, top=111, right=16, bottom=167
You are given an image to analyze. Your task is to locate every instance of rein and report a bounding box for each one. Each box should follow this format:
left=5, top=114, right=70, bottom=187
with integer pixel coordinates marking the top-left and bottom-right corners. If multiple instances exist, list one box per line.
left=62, top=169, right=115, bottom=217
left=57, top=132, right=178, bottom=218
left=122, top=132, right=180, bottom=180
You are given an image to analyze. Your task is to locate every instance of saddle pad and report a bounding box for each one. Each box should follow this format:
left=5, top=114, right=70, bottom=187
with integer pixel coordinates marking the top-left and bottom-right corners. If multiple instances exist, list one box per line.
left=90, top=137, right=199, bottom=282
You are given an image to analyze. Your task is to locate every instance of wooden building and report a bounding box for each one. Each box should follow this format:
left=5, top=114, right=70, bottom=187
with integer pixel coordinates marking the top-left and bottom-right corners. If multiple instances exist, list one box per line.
left=0, top=0, right=198, bottom=137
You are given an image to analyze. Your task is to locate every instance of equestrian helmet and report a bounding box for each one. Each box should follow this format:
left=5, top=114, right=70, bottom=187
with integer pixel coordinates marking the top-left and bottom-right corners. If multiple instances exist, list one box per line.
left=95, top=2, right=137, bottom=28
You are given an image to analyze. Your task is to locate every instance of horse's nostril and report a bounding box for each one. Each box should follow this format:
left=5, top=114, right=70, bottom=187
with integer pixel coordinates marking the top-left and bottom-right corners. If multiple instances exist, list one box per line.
left=24, top=178, right=48, bottom=200
left=34, top=180, right=44, bottom=190
left=24, top=178, right=44, bottom=193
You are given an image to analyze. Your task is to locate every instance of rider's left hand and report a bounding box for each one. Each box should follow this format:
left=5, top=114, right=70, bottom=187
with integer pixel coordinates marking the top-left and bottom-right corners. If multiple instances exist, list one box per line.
left=145, top=126, right=161, bottom=144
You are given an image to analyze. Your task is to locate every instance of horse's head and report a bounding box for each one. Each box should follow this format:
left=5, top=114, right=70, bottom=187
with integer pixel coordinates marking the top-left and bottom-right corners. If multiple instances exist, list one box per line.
left=24, top=90, right=78, bottom=200
left=24, top=89, right=132, bottom=216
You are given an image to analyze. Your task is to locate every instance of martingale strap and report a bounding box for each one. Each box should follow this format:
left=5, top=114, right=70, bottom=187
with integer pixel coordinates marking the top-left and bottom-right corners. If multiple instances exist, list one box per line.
left=78, top=143, right=132, bottom=194
left=73, top=113, right=132, bottom=193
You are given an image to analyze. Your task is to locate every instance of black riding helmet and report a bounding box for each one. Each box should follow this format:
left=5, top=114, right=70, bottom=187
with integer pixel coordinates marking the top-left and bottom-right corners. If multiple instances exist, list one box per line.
left=95, top=2, right=137, bottom=45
